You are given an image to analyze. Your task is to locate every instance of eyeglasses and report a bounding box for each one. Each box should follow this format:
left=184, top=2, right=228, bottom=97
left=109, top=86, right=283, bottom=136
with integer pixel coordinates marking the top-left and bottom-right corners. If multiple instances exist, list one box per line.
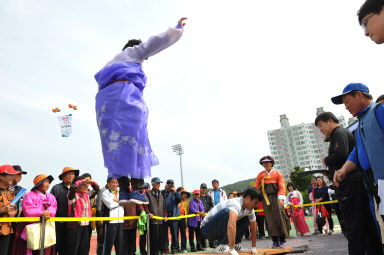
left=362, top=13, right=375, bottom=31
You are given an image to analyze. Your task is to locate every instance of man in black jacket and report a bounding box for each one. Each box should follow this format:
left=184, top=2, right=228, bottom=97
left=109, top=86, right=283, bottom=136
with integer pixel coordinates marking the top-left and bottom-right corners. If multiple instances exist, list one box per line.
left=315, top=112, right=378, bottom=254
left=50, top=166, right=79, bottom=255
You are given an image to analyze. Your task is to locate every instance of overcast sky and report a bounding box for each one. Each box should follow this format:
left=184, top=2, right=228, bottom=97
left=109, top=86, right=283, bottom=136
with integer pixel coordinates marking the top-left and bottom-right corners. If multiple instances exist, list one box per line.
left=1, top=0, right=383, bottom=191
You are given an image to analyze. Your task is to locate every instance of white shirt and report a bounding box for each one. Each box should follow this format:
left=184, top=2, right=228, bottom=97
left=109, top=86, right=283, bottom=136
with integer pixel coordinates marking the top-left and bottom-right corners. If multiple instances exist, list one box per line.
left=201, top=197, right=256, bottom=227
left=102, top=189, right=124, bottom=224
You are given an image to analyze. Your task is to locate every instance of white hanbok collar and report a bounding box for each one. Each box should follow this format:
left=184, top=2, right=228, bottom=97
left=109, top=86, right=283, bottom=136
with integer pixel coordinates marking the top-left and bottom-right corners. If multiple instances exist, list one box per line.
left=264, top=169, right=275, bottom=176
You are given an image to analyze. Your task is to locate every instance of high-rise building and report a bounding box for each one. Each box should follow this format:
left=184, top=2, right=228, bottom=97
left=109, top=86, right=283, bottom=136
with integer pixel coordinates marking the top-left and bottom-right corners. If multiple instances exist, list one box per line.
left=267, top=107, right=347, bottom=180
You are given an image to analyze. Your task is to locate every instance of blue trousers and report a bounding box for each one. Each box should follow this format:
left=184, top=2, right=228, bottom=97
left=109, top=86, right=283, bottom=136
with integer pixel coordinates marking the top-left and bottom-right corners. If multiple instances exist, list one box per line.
left=201, top=208, right=250, bottom=245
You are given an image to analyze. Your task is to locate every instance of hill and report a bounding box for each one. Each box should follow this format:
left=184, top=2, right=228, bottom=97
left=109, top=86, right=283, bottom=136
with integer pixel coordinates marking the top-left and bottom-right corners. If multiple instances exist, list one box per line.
left=220, top=177, right=256, bottom=195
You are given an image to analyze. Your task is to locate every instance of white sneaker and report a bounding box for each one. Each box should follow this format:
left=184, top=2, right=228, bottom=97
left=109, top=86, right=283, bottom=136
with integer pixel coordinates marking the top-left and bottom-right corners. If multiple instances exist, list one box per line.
left=234, top=244, right=248, bottom=253
left=216, top=244, right=230, bottom=253
left=228, top=248, right=239, bottom=255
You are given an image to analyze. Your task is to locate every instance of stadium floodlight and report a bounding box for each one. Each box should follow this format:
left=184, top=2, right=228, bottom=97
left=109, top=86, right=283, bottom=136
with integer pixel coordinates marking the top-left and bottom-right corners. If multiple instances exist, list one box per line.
left=172, top=144, right=184, bottom=187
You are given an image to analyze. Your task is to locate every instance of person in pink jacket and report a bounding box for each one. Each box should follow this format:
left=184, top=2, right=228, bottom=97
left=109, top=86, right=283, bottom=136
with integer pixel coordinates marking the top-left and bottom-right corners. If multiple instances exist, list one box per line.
left=11, top=174, right=57, bottom=255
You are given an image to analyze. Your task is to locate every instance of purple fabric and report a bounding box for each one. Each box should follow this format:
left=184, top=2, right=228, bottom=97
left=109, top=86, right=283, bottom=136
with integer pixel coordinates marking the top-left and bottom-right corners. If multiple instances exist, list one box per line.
left=95, top=62, right=159, bottom=179
left=188, top=199, right=205, bottom=228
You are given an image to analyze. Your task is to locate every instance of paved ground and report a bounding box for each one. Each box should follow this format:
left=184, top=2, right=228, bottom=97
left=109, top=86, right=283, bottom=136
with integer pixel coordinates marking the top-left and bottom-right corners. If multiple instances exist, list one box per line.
left=237, top=233, right=348, bottom=254
left=89, top=216, right=349, bottom=254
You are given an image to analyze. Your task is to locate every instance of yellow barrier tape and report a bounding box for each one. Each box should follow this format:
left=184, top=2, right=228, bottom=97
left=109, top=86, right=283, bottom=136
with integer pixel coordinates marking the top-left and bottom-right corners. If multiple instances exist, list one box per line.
left=0, top=200, right=339, bottom=223
left=153, top=214, right=202, bottom=220
left=297, top=200, right=338, bottom=207
left=253, top=200, right=339, bottom=213
left=0, top=216, right=140, bottom=223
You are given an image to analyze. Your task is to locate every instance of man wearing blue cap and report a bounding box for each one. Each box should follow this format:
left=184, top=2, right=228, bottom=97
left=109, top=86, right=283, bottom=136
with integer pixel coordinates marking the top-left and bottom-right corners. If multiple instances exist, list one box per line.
left=332, top=82, right=384, bottom=255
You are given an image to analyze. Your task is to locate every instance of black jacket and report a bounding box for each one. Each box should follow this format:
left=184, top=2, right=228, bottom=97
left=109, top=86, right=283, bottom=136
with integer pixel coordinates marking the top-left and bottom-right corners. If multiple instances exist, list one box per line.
left=51, top=182, right=71, bottom=217
left=200, top=194, right=214, bottom=212
left=324, top=126, right=355, bottom=181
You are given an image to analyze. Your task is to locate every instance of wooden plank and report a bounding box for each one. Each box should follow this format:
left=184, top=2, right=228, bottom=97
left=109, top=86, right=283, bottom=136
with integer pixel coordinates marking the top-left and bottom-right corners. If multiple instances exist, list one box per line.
left=198, top=247, right=293, bottom=255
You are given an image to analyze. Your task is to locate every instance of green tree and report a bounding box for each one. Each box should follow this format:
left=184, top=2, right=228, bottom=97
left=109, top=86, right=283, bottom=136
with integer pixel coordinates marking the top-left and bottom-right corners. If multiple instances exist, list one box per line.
left=289, top=166, right=312, bottom=204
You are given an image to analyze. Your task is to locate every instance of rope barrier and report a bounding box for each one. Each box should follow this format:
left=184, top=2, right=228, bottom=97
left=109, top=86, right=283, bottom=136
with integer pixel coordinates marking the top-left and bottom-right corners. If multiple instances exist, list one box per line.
left=0, top=200, right=339, bottom=223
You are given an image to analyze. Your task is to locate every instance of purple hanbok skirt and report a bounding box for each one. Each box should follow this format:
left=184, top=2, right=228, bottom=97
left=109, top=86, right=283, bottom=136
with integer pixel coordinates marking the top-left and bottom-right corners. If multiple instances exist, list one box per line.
left=95, top=80, right=158, bottom=179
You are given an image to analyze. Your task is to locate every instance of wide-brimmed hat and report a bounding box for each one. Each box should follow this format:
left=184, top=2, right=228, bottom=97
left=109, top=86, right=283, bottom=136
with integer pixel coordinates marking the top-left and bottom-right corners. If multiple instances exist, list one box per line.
left=32, top=174, right=54, bottom=190
left=59, top=166, right=79, bottom=180
left=181, top=189, right=191, bottom=198
left=12, top=165, right=27, bottom=175
left=0, top=165, right=20, bottom=175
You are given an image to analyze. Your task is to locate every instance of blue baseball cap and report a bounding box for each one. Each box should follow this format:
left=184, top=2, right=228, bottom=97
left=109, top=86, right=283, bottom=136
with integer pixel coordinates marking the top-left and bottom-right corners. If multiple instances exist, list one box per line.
left=151, top=177, right=163, bottom=183
left=331, top=83, right=369, bottom=105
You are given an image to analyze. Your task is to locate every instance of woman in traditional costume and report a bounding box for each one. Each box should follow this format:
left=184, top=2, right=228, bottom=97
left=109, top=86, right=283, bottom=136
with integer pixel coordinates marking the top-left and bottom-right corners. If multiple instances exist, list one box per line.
left=94, top=17, right=187, bottom=204
left=11, top=174, right=57, bottom=255
left=254, top=156, right=290, bottom=248
left=287, top=182, right=310, bottom=236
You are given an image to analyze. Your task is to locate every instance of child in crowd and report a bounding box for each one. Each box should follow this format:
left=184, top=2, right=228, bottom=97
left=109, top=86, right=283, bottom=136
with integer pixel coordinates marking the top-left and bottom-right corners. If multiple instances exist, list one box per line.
left=178, top=189, right=190, bottom=253
left=67, top=177, right=99, bottom=255
left=287, top=182, right=310, bottom=237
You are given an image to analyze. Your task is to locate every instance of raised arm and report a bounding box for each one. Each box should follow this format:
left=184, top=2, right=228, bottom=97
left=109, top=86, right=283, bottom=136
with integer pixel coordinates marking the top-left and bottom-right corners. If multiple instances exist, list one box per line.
left=128, top=17, right=187, bottom=61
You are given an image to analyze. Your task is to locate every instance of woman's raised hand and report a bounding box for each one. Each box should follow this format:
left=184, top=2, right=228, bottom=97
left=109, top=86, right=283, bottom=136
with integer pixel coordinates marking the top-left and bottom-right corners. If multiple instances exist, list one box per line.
left=177, top=17, right=188, bottom=27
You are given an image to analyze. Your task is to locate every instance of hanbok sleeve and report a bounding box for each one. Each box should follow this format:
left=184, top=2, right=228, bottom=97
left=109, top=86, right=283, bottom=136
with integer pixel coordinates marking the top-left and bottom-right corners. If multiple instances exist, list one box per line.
left=276, top=172, right=286, bottom=200
left=254, top=174, right=262, bottom=191
left=297, top=191, right=304, bottom=205
left=22, top=192, right=43, bottom=217
left=47, top=194, right=57, bottom=217
left=127, top=26, right=184, bottom=61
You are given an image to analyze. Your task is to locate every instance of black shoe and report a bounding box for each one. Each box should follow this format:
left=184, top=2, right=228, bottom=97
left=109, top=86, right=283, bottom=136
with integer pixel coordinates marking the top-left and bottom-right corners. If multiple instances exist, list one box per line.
left=171, top=249, right=177, bottom=254
left=190, top=248, right=197, bottom=252
left=197, top=246, right=203, bottom=251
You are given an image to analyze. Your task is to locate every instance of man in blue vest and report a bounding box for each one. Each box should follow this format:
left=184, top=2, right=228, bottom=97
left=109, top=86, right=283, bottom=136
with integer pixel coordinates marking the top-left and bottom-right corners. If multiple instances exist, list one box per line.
left=332, top=82, right=384, bottom=255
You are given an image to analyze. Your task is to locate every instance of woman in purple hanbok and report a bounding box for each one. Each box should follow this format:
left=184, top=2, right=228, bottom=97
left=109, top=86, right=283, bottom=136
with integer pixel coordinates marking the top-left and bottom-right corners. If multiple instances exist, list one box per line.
left=11, top=174, right=57, bottom=255
left=94, top=18, right=187, bottom=204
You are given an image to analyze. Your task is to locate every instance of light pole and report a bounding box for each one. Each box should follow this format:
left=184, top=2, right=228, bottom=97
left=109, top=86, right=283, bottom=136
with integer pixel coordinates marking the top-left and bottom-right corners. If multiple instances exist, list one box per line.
left=172, top=144, right=184, bottom=187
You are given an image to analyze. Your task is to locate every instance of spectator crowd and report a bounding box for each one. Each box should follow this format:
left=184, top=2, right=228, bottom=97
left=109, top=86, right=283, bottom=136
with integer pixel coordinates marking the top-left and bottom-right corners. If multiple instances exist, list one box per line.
left=1, top=88, right=384, bottom=255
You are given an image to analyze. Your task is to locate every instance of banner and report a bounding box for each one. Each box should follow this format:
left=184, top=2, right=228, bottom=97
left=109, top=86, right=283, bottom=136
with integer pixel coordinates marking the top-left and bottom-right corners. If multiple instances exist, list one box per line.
left=58, top=114, right=72, bottom=137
